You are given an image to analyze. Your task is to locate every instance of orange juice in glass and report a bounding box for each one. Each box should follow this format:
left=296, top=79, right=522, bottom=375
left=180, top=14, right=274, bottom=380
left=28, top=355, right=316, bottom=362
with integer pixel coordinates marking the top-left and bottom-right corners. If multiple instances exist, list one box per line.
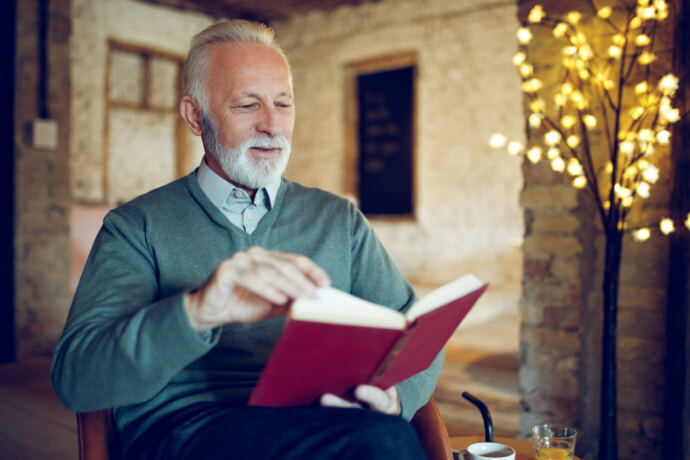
left=531, top=424, right=577, bottom=460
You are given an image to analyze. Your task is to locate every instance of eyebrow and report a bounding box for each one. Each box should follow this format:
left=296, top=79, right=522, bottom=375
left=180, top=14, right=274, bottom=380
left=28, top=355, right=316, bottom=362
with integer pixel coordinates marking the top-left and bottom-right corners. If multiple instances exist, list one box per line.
left=239, top=90, right=293, bottom=100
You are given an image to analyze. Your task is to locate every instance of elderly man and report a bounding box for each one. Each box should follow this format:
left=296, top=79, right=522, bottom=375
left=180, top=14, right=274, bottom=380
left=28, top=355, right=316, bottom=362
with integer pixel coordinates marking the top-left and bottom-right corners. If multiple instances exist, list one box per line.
left=52, top=19, right=441, bottom=459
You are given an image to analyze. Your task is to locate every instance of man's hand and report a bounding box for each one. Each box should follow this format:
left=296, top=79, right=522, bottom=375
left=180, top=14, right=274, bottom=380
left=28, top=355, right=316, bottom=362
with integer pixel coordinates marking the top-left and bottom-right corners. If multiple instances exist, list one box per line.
left=320, top=385, right=401, bottom=416
left=184, top=247, right=331, bottom=333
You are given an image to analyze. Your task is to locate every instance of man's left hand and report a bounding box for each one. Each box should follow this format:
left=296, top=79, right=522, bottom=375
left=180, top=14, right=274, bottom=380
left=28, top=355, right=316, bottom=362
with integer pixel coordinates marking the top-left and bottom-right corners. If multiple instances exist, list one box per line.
left=320, top=385, right=401, bottom=416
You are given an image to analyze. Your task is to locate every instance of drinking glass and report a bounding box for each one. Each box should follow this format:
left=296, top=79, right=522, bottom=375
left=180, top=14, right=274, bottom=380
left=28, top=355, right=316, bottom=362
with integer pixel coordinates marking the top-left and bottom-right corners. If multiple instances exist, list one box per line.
left=531, top=424, right=577, bottom=460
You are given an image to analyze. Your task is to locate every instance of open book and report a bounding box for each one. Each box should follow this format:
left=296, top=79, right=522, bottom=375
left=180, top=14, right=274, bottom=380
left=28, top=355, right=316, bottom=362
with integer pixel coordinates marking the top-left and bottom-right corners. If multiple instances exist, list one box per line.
left=248, top=274, right=488, bottom=407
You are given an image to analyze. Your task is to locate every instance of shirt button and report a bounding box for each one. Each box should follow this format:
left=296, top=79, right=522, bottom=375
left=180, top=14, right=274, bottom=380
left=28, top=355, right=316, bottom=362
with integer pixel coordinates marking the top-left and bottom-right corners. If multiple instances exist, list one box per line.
left=246, top=212, right=254, bottom=220
left=233, top=190, right=243, bottom=199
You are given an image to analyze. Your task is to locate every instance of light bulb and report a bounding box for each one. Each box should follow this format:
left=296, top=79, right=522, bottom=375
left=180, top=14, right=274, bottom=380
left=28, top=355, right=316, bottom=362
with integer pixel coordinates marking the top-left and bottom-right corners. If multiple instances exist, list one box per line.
left=518, top=27, right=533, bottom=44
left=584, top=115, right=597, bottom=128
left=527, top=146, right=542, bottom=163
left=598, top=6, right=612, bottom=18
left=633, top=228, right=651, bottom=241
left=660, top=218, right=675, bottom=235
left=656, top=130, right=671, bottom=145
left=489, top=133, right=507, bottom=148
left=551, top=157, right=566, bottom=172
left=508, top=141, right=523, bottom=156
left=553, top=23, right=568, bottom=38
left=573, top=176, right=587, bottom=188
left=528, top=5, right=546, bottom=23
left=545, top=130, right=561, bottom=146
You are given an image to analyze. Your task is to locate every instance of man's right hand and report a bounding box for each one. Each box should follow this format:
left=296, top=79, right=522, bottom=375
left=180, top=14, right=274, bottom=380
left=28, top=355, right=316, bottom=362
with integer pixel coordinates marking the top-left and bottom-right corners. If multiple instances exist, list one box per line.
left=184, top=247, right=331, bottom=333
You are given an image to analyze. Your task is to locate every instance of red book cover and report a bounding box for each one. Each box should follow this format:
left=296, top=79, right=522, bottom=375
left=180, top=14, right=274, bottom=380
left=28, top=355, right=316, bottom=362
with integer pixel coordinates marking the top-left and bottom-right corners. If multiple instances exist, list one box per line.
left=249, top=274, right=488, bottom=407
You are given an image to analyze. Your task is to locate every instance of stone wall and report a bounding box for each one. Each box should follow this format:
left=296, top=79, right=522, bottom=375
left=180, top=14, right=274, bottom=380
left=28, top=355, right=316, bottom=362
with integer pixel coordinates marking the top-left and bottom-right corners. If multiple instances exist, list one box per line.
left=70, top=0, right=211, bottom=203
left=14, top=0, right=73, bottom=358
left=515, top=1, right=675, bottom=458
left=12, top=0, right=212, bottom=357
left=272, top=0, right=525, bottom=325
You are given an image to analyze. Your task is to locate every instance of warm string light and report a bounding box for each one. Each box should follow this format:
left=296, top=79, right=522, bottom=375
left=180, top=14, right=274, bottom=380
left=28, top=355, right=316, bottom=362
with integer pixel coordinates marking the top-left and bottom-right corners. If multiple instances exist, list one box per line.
left=489, top=2, right=684, bottom=242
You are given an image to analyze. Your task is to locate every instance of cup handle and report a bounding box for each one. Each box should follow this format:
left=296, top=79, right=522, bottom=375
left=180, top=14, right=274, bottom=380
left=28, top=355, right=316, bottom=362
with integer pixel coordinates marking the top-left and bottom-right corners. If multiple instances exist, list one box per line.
left=453, top=450, right=469, bottom=460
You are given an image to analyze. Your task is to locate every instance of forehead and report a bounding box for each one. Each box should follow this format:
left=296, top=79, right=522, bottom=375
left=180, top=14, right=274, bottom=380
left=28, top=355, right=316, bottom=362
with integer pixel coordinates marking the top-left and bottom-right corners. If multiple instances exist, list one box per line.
left=206, top=42, right=292, bottom=97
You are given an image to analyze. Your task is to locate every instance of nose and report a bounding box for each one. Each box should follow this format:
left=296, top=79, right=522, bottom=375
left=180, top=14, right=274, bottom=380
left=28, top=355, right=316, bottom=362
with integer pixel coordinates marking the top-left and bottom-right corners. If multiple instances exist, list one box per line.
left=256, top=105, right=280, bottom=137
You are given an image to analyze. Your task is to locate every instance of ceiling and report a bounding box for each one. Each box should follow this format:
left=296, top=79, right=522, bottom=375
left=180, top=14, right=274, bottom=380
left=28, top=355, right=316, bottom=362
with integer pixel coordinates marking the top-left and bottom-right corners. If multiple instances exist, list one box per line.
left=137, top=0, right=378, bottom=22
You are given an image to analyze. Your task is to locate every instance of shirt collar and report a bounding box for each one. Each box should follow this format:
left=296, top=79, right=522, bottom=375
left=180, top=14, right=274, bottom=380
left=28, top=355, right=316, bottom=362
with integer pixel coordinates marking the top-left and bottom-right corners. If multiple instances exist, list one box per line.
left=196, top=158, right=281, bottom=210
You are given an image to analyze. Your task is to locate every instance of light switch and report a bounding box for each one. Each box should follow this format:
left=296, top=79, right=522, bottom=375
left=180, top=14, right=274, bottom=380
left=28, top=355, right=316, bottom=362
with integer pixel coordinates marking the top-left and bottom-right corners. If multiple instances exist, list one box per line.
left=32, top=118, right=58, bottom=150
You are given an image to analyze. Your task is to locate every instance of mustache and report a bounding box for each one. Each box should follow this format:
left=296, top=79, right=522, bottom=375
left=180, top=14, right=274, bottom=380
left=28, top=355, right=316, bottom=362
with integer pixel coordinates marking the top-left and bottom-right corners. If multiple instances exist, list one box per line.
left=244, top=135, right=290, bottom=150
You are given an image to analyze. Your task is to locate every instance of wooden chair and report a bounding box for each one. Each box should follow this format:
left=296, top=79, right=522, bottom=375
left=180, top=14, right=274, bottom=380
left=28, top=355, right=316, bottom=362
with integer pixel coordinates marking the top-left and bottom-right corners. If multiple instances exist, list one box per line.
left=77, top=398, right=453, bottom=460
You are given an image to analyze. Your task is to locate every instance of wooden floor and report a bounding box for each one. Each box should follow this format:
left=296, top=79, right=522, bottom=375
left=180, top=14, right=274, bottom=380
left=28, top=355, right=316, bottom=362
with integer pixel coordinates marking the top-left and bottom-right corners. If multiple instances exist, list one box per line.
left=0, top=313, right=519, bottom=459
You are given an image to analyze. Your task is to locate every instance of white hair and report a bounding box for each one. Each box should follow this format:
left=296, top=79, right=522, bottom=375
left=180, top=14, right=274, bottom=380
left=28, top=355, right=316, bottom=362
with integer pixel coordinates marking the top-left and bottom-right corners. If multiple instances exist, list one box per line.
left=183, top=19, right=291, bottom=116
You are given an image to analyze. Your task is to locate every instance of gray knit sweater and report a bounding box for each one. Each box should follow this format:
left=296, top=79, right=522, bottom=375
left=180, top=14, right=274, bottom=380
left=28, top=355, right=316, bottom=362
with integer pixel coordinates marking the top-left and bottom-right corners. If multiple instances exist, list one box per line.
left=51, top=172, right=442, bottom=444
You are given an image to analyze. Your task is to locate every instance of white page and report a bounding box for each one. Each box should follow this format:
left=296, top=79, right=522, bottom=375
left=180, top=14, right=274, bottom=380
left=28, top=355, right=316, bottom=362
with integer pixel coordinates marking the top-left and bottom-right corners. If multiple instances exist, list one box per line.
left=290, top=287, right=406, bottom=330
left=406, top=274, right=484, bottom=322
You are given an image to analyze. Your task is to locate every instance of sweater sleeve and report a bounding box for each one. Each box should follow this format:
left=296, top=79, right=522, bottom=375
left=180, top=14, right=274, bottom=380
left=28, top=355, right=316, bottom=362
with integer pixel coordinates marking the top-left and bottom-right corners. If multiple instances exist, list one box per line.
left=347, top=204, right=443, bottom=421
left=51, top=208, right=218, bottom=412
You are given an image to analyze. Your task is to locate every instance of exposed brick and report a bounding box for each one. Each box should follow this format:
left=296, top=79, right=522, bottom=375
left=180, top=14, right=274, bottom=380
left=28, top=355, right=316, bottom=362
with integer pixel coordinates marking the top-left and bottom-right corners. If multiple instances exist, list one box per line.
left=618, top=310, right=665, bottom=341
left=532, top=212, right=580, bottom=233
left=543, top=305, right=581, bottom=330
left=521, top=394, right=579, bottom=422
left=618, top=286, right=667, bottom=310
left=522, top=161, right=569, bottom=186
left=520, top=186, right=579, bottom=210
left=522, top=342, right=578, bottom=370
left=523, top=279, right=581, bottom=307
left=523, top=234, right=583, bottom=256
left=524, top=257, right=552, bottom=277
left=521, top=326, right=581, bottom=353
left=617, top=337, right=665, bottom=364
left=520, top=298, right=543, bottom=325
left=519, top=365, right=578, bottom=400
left=550, top=255, right=579, bottom=281
left=618, top=384, right=665, bottom=414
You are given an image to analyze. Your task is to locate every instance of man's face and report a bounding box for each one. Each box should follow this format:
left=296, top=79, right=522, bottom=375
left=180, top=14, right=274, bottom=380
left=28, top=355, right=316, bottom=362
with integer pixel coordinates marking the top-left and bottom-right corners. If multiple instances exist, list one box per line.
left=202, top=42, right=295, bottom=189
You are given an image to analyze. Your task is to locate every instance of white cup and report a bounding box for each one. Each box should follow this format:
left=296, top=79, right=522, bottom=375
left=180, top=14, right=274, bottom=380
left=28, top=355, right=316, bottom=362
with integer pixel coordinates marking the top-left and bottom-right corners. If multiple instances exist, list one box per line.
left=460, top=442, right=516, bottom=460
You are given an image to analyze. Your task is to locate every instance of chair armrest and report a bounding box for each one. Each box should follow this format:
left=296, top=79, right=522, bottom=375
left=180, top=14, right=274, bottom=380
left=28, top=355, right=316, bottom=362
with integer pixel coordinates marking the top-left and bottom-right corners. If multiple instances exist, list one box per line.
left=77, top=409, right=120, bottom=460
left=410, top=399, right=453, bottom=460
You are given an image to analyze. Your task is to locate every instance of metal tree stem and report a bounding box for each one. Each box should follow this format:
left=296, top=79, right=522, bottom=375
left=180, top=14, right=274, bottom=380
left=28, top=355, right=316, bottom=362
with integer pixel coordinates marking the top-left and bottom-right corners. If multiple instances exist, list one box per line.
left=599, top=225, right=623, bottom=460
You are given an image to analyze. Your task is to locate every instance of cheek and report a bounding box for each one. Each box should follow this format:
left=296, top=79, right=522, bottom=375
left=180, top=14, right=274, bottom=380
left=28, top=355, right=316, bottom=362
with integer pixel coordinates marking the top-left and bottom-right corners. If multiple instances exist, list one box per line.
left=220, top=119, right=253, bottom=145
left=282, top=116, right=295, bottom=139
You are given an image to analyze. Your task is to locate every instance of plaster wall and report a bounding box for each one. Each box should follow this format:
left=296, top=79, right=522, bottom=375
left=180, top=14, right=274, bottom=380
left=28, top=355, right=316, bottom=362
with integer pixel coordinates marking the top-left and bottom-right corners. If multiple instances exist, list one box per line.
left=70, top=0, right=212, bottom=203
left=272, top=0, right=526, bottom=325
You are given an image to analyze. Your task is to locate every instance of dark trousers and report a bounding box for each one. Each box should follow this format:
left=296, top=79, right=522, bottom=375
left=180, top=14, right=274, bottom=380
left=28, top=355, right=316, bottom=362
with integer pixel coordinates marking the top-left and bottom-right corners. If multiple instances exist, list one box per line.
left=125, top=402, right=428, bottom=459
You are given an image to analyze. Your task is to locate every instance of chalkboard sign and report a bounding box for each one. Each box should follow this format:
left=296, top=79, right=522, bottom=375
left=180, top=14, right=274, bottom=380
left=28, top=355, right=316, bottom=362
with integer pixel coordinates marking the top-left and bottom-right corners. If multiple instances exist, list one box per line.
left=357, top=66, right=414, bottom=215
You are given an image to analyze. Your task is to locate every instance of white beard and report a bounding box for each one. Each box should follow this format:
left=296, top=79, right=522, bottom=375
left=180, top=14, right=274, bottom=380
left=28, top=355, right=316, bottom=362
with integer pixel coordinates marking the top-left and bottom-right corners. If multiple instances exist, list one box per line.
left=202, top=115, right=291, bottom=189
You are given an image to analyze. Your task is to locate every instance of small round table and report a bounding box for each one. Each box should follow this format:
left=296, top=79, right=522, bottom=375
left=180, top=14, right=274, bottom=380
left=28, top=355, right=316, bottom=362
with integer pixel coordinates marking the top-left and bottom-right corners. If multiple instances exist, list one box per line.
left=450, top=435, right=582, bottom=460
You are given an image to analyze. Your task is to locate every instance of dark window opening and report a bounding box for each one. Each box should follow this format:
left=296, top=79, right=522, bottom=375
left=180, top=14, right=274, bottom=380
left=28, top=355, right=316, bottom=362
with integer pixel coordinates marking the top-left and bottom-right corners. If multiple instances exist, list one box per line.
left=356, top=66, right=414, bottom=216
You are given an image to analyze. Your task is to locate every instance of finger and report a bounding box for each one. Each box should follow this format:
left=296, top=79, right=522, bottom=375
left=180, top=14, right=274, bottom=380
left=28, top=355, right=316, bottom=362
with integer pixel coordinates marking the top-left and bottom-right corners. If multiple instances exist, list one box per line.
left=320, top=393, right=363, bottom=409
left=251, top=251, right=331, bottom=300
left=354, top=385, right=400, bottom=415
left=234, top=274, right=291, bottom=305
left=247, top=248, right=325, bottom=299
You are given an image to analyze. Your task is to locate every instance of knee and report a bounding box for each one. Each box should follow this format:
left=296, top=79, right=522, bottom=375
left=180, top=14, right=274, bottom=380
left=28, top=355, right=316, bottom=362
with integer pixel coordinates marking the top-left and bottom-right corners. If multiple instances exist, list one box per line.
left=340, top=411, right=427, bottom=460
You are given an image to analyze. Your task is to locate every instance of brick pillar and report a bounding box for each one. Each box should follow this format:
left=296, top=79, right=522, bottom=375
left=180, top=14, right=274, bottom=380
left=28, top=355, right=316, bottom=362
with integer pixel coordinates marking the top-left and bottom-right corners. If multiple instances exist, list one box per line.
left=14, top=0, right=72, bottom=357
left=516, top=1, right=673, bottom=458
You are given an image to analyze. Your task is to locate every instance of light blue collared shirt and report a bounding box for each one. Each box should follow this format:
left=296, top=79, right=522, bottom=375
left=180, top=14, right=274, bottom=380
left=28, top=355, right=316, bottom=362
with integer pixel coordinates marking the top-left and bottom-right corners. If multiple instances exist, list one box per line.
left=196, top=159, right=281, bottom=234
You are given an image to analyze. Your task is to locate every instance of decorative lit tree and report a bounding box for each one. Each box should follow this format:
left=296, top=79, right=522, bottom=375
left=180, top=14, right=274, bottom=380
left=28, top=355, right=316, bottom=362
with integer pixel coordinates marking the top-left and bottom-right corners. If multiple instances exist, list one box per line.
left=490, top=1, right=685, bottom=458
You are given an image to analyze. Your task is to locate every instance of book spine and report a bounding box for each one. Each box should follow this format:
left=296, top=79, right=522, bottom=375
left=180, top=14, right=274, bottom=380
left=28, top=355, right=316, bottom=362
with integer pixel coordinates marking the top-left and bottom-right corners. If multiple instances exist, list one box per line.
left=367, top=323, right=418, bottom=386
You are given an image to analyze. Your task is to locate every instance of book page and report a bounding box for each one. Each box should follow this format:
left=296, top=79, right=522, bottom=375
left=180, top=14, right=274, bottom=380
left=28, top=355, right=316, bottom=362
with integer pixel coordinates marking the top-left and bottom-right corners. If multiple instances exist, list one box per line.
left=290, top=287, right=406, bottom=330
left=406, top=274, right=484, bottom=322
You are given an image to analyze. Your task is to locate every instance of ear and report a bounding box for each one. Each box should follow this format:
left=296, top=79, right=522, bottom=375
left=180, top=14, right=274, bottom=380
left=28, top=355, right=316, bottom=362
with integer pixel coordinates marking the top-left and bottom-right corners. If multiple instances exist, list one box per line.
left=180, top=96, right=203, bottom=136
